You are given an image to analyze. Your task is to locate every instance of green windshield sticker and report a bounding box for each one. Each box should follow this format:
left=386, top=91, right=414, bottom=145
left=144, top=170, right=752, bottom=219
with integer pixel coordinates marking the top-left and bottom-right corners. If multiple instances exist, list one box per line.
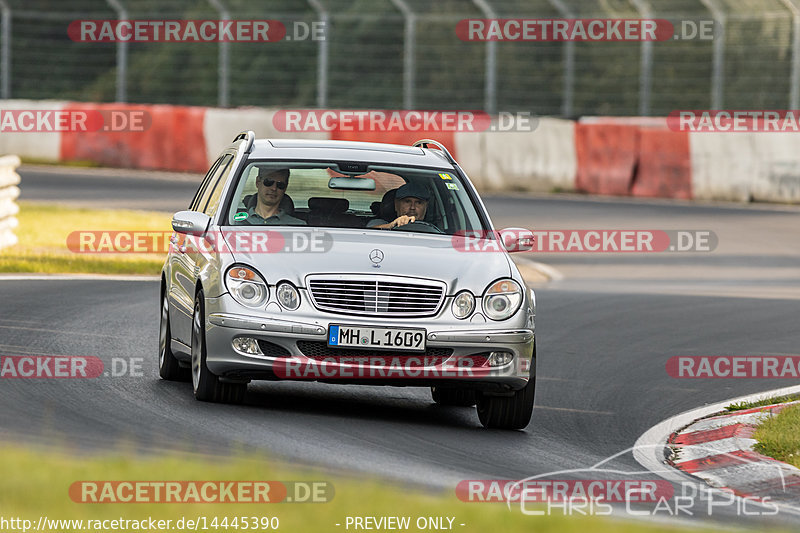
left=233, top=212, right=248, bottom=221
left=439, top=173, right=452, bottom=180
left=446, top=182, right=458, bottom=190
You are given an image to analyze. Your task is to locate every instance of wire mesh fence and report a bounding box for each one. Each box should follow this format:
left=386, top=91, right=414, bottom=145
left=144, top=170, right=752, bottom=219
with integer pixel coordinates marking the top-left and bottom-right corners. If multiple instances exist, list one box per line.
left=1, top=0, right=799, bottom=116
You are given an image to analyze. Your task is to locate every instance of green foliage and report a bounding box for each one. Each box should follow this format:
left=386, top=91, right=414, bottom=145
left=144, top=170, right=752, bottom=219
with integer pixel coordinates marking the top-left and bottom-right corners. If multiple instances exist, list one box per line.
left=725, top=395, right=800, bottom=411
left=754, top=404, right=800, bottom=468
left=5, top=0, right=797, bottom=113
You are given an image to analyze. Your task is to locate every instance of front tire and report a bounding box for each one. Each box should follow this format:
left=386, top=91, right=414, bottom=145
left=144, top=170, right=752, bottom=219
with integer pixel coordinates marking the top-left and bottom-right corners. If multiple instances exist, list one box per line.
left=159, top=291, right=189, bottom=381
left=191, top=291, right=246, bottom=403
left=476, top=347, right=535, bottom=430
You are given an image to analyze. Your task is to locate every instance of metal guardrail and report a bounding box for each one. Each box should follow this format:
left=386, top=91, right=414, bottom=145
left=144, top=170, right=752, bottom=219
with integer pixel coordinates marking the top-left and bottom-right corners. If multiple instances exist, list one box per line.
left=0, top=1, right=798, bottom=115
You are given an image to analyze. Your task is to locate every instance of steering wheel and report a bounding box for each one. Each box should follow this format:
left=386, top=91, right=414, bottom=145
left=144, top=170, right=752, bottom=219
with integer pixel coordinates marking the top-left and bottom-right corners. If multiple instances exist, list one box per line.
left=389, top=220, right=445, bottom=234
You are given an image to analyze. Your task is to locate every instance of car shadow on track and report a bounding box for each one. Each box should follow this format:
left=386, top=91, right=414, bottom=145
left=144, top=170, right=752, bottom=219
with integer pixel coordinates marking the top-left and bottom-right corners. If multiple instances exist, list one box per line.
left=156, top=379, right=489, bottom=430
left=246, top=382, right=483, bottom=429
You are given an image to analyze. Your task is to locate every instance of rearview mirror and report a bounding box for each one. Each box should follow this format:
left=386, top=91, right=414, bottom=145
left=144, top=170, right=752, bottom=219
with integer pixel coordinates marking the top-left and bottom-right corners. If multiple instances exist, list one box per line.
left=172, top=211, right=211, bottom=235
left=328, top=177, right=376, bottom=190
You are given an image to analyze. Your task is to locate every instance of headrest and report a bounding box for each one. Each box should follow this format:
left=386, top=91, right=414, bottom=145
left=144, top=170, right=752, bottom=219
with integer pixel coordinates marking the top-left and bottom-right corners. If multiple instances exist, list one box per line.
left=308, top=197, right=349, bottom=213
left=379, top=188, right=398, bottom=221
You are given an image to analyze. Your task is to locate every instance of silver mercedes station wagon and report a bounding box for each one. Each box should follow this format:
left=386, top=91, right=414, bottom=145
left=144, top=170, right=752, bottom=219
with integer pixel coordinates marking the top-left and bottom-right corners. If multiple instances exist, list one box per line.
left=159, top=132, right=537, bottom=429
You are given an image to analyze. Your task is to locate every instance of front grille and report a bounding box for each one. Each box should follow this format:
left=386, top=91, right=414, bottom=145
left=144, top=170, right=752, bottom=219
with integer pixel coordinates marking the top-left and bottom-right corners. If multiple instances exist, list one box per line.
left=307, top=276, right=445, bottom=317
left=297, top=341, right=452, bottom=365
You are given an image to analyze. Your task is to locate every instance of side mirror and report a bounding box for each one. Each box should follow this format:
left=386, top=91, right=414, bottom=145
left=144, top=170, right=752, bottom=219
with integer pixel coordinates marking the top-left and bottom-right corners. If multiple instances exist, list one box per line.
left=499, top=228, right=535, bottom=253
left=172, top=211, right=211, bottom=235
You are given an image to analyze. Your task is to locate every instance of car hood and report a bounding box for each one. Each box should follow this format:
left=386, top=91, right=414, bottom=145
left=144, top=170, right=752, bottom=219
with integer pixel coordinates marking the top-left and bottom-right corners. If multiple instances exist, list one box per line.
left=221, top=228, right=513, bottom=293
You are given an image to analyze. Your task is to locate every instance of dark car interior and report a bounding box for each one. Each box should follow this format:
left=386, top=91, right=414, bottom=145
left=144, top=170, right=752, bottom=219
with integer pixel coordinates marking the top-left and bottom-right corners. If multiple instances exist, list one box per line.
left=239, top=187, right=443, bottom=231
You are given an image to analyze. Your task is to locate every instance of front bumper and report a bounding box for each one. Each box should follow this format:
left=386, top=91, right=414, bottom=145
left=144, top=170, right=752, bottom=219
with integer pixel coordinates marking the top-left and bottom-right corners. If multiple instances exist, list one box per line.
left=204, top=309, right=535, bottom=392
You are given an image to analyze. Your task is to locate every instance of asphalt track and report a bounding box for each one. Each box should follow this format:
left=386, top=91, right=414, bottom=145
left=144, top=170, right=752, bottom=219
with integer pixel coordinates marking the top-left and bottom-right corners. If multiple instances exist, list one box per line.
left=5, top=165, right=800, bottom=529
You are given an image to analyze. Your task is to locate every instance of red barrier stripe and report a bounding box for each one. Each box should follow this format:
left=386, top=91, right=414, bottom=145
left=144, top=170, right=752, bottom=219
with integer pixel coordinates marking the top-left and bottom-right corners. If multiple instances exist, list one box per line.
left=675, top=450, right=778, bottom=473
left=60, top=103, right=208, bottom=173
left=574, top=123, right=637, bottom=196
left=672, top=424, right=755, bottom=445
left=631, top=128, right=691, bottom=199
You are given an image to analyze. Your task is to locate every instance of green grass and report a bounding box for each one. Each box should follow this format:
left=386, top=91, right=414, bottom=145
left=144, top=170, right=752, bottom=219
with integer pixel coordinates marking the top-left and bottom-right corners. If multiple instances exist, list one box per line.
left=725, top=394, right=800, bottom=412
left=754, top=404, right=800, bottom=469
left=20, top=157, right=103, bottom=168
left=0, top=202, right=170, bottom=275
left=0, top=444, right=716, bottom=533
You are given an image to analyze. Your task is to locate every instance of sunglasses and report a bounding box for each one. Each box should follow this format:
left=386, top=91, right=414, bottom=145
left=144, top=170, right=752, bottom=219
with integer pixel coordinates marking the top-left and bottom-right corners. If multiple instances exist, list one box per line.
left=260, top=178, right=287, bottom=189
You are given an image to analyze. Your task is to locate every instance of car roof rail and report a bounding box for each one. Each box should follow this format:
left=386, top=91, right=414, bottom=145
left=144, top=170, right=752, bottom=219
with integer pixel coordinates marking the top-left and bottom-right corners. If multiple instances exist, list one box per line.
left=412, top=139, right=456, bottom=165
left=232, top=130, right=255, bottom=154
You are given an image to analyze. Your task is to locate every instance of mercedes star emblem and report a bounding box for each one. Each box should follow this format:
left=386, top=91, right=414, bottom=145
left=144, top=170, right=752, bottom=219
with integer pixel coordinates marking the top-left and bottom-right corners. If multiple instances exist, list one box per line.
left=369, top=249, right=384, bottom=266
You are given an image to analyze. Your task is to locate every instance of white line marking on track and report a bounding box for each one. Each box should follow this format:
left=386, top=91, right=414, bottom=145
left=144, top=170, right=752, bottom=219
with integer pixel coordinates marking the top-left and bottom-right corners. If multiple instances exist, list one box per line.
left=535, top=405, right=614, bottom=415
left=0, top=274, right=159, bottom=281
left=0, top=324, right=133, bottom=339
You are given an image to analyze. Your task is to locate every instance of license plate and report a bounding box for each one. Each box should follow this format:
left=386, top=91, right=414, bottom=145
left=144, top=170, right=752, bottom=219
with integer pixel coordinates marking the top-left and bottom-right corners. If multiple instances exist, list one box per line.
left=328, top=325, right=426, bottom=352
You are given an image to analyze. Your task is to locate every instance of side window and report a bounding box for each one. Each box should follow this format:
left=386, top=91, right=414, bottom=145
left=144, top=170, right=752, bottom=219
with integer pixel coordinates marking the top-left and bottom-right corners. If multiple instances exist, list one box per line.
left=190, top=157, right=223, bottom=211
left=196, top=154, right=233, bottom=214
left=203, top=157, right=235, bottom=216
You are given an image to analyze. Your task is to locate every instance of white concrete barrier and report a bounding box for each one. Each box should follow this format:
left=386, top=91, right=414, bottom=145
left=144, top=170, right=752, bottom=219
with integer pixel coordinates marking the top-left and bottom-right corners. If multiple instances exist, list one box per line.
left=689, top=132, right=757, bottom=202
left=203, top=108, right=329, bottom=166
left=454, top=117, right=576, bottom=192
left=2, top=96, right=799, bottom=205
left=689, top=132, right=800, bottom=203
left=0, top=100, right=68, bottom=162
left=0, top=155, right=21, bottom=250
left=746, top=134, right=800, bottom=203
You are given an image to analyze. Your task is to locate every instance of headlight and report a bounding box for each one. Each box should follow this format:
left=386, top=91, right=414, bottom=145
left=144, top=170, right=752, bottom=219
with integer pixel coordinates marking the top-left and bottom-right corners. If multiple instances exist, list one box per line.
left=226, top=265, right=268, bottom=308
left=451, top=290, right=475, bottom=319
left=482, top=279, right=523, bottom=321
left=276, top=282, right=300, bottom=311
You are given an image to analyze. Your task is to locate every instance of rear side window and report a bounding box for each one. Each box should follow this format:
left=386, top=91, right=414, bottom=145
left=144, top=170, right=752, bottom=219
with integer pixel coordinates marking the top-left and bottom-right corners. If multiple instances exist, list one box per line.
left=195, top=154, right=233, bottom=213
left=190, top=157, right=223, bottom=211
left=203, top=157, right=235, bottom=216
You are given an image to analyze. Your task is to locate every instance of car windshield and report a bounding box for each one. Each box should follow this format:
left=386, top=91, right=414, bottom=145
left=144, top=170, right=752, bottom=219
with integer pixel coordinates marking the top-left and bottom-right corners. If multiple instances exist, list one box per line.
left=223, top=161, right=488, bottom=234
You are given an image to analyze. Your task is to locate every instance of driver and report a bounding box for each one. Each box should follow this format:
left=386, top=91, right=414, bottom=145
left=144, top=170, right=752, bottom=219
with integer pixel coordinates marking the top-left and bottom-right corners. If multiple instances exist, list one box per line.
left=241, top=168, right=305, bottom=226
left=368, top=182, right=430, bottom=229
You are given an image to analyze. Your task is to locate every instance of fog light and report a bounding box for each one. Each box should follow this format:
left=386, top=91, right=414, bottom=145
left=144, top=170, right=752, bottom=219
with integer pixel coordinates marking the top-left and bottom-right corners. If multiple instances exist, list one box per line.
left=487, top=351, right=513, bottom=367
left=232, top=337, right=263, bottom=356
